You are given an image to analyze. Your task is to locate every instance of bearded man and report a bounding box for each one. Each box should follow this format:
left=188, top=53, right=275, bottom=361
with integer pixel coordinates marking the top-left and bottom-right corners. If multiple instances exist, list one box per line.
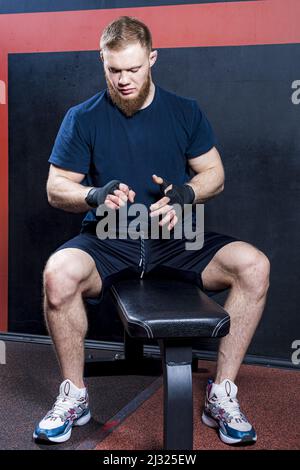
left=33, top=16, right=270, bottom=446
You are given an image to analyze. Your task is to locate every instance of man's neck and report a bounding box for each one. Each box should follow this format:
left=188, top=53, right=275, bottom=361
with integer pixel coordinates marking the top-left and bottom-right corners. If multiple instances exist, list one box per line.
left=140, top=82, right=156, bottom=110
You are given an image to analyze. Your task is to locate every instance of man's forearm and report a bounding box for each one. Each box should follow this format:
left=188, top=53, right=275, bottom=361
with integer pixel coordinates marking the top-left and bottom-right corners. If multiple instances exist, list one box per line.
left=187, top=168, right=224, bottom=204
left=47, top=175, right=92, bottom=213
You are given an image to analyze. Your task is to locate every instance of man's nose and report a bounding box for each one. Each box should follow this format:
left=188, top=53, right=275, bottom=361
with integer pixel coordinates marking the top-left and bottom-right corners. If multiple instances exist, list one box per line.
left=118, top=72, right=130, bottom=86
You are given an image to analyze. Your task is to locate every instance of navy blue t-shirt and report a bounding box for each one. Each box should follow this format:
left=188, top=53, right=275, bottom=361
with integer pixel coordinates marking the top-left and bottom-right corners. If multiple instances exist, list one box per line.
left=49, top=85, right=216, bottom=233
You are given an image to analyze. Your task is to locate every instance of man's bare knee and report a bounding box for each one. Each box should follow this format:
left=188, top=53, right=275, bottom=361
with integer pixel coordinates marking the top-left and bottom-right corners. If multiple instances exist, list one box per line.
left=238, top=250, right=270, bottom=298
left=44, top=249, right=102, bottom=310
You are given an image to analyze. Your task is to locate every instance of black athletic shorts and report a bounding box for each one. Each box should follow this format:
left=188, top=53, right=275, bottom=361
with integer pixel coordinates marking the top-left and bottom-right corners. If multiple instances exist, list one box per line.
left=56, top=230, right=239, bottom=304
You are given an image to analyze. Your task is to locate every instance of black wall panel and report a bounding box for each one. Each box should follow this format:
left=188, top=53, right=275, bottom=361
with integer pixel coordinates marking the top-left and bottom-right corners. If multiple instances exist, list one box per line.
left=8, top=43, right=300, bottom=359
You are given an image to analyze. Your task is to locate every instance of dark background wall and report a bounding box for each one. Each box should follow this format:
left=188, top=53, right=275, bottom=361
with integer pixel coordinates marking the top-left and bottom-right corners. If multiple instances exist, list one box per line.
left=3, top=1, right=300, bottom=361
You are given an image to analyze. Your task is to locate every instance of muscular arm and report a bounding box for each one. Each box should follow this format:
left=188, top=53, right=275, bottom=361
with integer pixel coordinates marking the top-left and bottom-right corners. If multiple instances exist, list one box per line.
left=187, top=146, right=225, bottom=204
left=46, top=164, right=92, bottom=213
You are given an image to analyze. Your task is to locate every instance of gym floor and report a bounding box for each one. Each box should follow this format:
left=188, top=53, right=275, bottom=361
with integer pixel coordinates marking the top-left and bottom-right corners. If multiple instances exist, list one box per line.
left=0, top=341, right=299, bottom=450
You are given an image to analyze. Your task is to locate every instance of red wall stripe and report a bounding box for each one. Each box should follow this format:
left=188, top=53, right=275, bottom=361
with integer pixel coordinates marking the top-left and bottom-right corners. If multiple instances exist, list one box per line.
left=0, top=0, right=299, bottom=53
left=0, top=0, right=299, bottom=331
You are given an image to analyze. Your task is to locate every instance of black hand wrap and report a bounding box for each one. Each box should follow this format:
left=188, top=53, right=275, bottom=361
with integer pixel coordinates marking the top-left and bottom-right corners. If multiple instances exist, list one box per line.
left=160, top=179, right=195, bottom=208
left=85, top=180, right=121, bottom=208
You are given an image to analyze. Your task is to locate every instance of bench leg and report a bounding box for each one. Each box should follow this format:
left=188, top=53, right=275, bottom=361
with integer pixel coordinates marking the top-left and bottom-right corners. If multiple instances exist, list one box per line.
left=158, top=339, right=193, bottom=450
left=124, top=330, right=143, bottom=361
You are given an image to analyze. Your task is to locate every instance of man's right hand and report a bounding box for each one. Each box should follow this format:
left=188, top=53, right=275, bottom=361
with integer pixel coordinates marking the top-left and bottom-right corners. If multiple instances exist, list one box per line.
left=85, top=180, right=135, bottom=210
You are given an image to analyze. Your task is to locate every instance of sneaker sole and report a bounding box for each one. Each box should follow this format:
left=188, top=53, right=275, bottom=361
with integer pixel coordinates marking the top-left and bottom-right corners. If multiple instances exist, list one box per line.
left=201, top=411, right=257, bottom=445
left=33, top=410, right=91, bottom=443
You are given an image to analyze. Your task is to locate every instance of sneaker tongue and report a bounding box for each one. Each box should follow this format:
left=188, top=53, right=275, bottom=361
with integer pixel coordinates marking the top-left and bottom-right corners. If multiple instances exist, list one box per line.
left=210, top=379, right=238, bottom=399
left=59, top=379, right=85, bottom=399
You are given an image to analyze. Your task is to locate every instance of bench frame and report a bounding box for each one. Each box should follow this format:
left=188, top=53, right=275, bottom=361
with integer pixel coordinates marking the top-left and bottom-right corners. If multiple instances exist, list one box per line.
left=84, top=331, right=198, bottom=449
left=84, top=278, right=230, bottom=450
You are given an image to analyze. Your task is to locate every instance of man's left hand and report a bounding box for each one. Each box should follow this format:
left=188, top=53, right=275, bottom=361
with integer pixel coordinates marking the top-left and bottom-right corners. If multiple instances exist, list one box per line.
left=150, top=174, right=195, bottom=231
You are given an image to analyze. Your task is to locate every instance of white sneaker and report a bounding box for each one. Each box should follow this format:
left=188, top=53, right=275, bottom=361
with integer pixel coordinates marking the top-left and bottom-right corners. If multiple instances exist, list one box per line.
left=202, top=379, right=257, bottom=445
left=33, top=379, right=91, bottom=443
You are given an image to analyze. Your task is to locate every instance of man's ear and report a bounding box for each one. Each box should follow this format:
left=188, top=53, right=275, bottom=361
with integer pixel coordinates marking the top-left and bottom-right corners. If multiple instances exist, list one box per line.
left=99, top=50, right=104, bottom=62
left=149, top=50, right=158, bottom=68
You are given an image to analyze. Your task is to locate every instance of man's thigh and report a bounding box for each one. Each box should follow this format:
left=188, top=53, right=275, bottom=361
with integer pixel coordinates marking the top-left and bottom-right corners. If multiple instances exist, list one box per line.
left=55, top=232, right=143, bottom=304
left=147, top=231, right=240, bottom=291
left=201, top=240, right=264, bottom=292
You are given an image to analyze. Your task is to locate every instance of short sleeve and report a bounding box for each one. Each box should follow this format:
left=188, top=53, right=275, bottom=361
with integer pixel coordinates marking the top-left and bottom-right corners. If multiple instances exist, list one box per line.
left=185, top=101, right=217, bottom=159
left=48, top=107, right=91, bottom=174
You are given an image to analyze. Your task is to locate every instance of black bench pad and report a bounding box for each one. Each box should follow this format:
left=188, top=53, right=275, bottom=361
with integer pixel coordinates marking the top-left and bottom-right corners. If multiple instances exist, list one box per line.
left=111, top=279, right=230, bottom=339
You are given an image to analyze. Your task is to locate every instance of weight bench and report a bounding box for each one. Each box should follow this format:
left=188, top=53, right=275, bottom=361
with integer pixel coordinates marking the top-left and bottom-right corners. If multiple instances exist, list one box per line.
left=84, top=278, right=230, bottom=450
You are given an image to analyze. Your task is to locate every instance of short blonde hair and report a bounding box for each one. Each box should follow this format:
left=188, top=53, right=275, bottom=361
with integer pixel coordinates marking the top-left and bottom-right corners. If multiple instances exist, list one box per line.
left=100, top=16, right=152, bottom=53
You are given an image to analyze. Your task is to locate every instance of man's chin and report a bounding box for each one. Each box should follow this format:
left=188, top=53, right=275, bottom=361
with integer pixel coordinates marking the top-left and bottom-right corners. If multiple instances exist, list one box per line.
left=118, top=92, right=138, bottom=100
left=118, top=90, right=137, bottom=98
left=106, top=74, right=151, bottom=117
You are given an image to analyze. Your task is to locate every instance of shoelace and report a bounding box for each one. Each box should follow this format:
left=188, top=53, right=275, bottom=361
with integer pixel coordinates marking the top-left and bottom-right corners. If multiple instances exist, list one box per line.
left=214, top=395, right=244, bottom=421
left=48, top=395, right=80, bottom=419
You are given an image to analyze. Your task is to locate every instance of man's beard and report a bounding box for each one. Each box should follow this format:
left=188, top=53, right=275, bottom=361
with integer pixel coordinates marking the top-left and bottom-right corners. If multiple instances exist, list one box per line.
left=105, top=72, right=151, bottom=117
